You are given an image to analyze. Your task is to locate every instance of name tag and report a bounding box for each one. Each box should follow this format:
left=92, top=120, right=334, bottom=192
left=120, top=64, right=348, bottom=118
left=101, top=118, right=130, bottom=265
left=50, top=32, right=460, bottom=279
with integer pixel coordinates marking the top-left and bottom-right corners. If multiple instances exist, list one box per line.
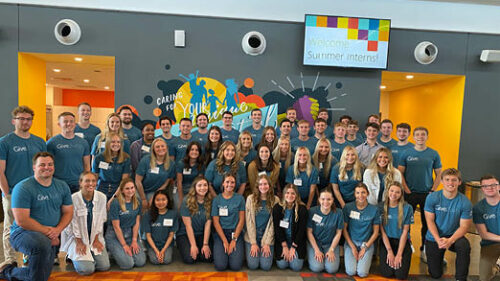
left=173, top=186, right=177, bottom=194
left=312, top=213, right=323, bottom=223
left=98, top=161, right=110, bottom=170
left=141, top=145, right=150, bottom=153
left=211, top=152, right=215, bottom=158
left=294, top=178, right=302, bottom=186
left=183, top=168, right=192, bottom=175
left=258, top=171, right=266, bottom=176
left=279, top=220, right=289, bottom=228
left=350, top=211, right=360, bottom=220
left=75, top=132, right=84, bottom=139
left=150, top=167, right=160, bottom=174
left=319, top=162, right=324, bottom=169
left=219, top=208, right=228, bottom=216
left=242, top=161, right=246, bottom=166
left=279, top=162, right=282, bottom=168
left=100, top=142, right=105, bottom=149
left=163, top=218, right=173, bottom=226
left=77, top=209, right=87, bottom=216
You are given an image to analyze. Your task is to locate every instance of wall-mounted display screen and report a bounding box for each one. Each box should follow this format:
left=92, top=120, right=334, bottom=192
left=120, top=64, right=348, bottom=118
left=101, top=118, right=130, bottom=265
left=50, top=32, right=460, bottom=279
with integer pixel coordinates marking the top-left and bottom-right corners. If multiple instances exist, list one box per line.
left=303, top=14, right=391, bottom=69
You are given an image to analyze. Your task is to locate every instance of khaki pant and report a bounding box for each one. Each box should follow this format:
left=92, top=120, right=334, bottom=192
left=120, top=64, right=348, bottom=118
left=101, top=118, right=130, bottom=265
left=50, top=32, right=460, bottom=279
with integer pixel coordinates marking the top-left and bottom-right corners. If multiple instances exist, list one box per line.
left=2, top=194, right=17, bottom=264
left=480, top=243, right=500, bottom=281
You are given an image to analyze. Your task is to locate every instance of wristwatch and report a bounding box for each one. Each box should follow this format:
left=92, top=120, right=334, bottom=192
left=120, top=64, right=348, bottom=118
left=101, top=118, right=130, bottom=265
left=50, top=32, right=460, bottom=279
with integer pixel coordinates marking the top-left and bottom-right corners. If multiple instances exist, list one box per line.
left=232, top=236, right=238, bottom=242
left=361, top=242, right=367, bottom=249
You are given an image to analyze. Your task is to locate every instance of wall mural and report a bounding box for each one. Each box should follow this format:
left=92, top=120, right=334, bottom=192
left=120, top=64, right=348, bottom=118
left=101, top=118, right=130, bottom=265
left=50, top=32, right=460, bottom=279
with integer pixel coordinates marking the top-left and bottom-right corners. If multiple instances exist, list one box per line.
left=125, top=64, right=348, bottom=136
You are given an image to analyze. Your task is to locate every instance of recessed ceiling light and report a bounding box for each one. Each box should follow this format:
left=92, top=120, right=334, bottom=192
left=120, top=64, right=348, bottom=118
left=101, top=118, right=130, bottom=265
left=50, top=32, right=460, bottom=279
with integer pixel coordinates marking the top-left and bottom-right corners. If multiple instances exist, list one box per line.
left=83, top=79, right=90, bottom=83
left=53, top=69, right=61, bottom=73
left=74, top=57, right=83, bottom=62
left=380, top=85, right=386, bottom=90
left=406, top=74, right=414, bottom=79
left=104, top=86, right=110, bottom=90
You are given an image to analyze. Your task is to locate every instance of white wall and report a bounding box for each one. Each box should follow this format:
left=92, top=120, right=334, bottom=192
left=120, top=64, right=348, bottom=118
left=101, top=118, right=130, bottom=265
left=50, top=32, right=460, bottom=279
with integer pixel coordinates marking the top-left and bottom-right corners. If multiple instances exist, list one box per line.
left=2, top=0, right=500, bottom=34
left=50, top=105, right=114, bottom=137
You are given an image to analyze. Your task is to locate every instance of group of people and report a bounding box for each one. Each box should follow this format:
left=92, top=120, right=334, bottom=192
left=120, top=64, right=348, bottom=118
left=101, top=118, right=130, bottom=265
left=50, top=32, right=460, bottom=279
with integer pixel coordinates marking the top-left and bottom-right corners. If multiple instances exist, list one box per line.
left=0, top=104, right=498, bottom=281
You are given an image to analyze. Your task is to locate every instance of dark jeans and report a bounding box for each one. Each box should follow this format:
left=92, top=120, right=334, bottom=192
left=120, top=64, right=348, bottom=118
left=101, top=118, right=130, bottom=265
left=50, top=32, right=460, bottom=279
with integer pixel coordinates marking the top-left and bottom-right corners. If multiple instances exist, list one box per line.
left=176, top=234, right=213, bottom=264
left=5, top=228, right=57, bottom=281
left=379, top=238, right=412, bottom=280
left=406, top=192, right=428, bottom=249
left=425, top=237, right=470, bottom=281
left=97, top=182, right=119, bottom=201
left=213, top=229, right=244, bottom=271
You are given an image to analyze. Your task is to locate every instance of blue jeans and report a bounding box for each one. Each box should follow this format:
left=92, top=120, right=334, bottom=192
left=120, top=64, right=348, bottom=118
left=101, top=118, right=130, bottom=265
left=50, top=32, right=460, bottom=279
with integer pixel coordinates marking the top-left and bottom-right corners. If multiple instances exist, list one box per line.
left=213, top=229, right=244, bottom=271
left=105, top=226, right=146, bottom=269
left=276, top=241, right=304, bottom=271
left=245, top=242, right=274, bottom=271
left=97, top=182, right=119, bottom=201
left=147, top=245, right=173, bottom=265
left=344, top=241, right=375, bottom=277
left=5, top=228, right=56, bottom=281
left=72, top=248, right=111, bottom=275
left=307, top=242, right=340, bottom=273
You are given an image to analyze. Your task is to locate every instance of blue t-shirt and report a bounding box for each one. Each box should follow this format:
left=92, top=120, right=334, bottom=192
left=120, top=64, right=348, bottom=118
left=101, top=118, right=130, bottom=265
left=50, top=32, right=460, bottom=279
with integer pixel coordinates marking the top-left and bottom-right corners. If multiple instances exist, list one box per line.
left=378, top=172, right=386, bottom=203
left=123, top=126, right=142, bottom=143
left=317, top=158, right=338, bottom=189
left=83, top=197, right=94, bottom=238
left=157, top=135, right=177, bottom=158
left=47, top=134, right=90, bottom=187
left=136, top=155, right=176, bottom=194
left=92, top=153, right=131, bottom=185
left=285, top=165, right=319, bottom=202
left=383, top=203, right=414, bottom=239
left=109, top=199, right=141, bottom=230
left=347, top=137, right=364, bottom=148
left=242, top=149, right=257, bottom=167
left=172, top=136, right=194, bottom=161
left=311, top=125, right=334, bottom=139
left=424, top=190, right=472, bottom=242
left=220, top=127, right=240, bottom=144
left=290, top=138, right=317, bottom=155
left=243, top=125, right=264, bottom=142
left=205, top=160, right=247, bottom=194
left=178, top=198, right=209, bottom=236
left=473, top=199, right=500, bottom=246
left=330, top=139, right=349, bottom=160
left=284, top=208, right=293, bottom=241
left=391, top=142, right=414, bottom=168
left=75, top=124, right=101, bottom=149
left=343, top=202, right=380, bottom=243
left=377, top=137, right=397, bottom=149
left=11, top=177, right=72, bottom=231
left=0, top=132, right=47, bottom=192
left=307, top=206, right=344, bottom=246
left=142, top=210, right=178, bottom=249
left=91, top=134, right=131, bottom=156
left=330, top=165, right=362, bottom=203
left=399, top=147, right=442, bottom=193
left=191, top=130, right=208, bottom=147
left=176, top=161, right=204, bottom=195
left=211, top=193, right=245, bottom=229
left=255, top=200, right=271, bottom=240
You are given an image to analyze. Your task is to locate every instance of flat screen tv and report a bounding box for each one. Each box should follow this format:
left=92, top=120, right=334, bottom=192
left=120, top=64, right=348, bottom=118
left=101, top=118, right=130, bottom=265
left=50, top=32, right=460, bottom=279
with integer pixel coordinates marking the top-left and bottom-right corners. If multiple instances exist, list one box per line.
left=303, top=14, right=391, bottom=69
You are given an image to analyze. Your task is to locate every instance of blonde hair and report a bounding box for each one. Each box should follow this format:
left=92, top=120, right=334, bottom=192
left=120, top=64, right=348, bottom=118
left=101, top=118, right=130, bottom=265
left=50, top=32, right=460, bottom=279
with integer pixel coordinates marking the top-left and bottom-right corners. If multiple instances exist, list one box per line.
left=185, top=176, right=213, bottom=220
left=272, top=136, right=292, bottom=170
left=98, top=113, right=126, bottom=149
left=236, top=131, right=253, bottom=155
left=150, top=138, right=171, bottom=170
left=293, top=147, right=312, bottom=177
left=312, top=138, right=333, bottom=178
left=338, top=146, right=363, bottom=181
left=215, top=141, right=240, bottom=175
left=116, top=178, right=140, bottom=212
left=382, top=182, right=405, bottom=229
left=279, top=184, right=304, bottom=222
left=367, top=147, right=396, bottom=192
left=102, top=132, right=129, bottom=163
left=251, top=175, right=277, bottom=212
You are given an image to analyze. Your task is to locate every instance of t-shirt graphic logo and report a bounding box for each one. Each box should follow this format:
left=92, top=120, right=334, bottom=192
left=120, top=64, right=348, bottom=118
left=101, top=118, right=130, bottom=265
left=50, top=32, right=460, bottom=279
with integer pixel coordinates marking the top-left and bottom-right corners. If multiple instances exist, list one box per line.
left=13, top=146, right=27, bottom=152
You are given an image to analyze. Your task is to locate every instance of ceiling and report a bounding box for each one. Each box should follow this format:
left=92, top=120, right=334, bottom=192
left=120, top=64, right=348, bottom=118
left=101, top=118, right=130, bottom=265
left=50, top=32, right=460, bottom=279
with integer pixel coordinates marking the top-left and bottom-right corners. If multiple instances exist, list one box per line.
left=380, top=71, right=461, bottom=92
left=26, top=53, right=115, bottom=91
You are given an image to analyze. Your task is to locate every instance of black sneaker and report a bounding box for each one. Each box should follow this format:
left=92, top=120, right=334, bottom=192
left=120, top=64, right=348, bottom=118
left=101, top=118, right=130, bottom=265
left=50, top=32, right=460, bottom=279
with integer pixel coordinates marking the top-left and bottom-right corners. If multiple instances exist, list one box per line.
left=0, top=263, right=15, bottom=280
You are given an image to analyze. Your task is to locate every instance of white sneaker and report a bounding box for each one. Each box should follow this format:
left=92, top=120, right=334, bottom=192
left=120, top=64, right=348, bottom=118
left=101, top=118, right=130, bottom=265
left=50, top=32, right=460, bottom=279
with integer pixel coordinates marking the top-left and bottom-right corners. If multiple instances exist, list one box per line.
left=443, top=257, right=448, bottom=266
left=420, top=248, right=427, bottom=263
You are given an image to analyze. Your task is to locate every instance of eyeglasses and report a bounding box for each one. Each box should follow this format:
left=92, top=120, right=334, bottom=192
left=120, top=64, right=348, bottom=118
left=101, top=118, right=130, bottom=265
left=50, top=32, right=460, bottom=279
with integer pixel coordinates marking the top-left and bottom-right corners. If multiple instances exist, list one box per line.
left=481, top=184, right=499, bottom=189
left=13, top=117, right=33, bottom=121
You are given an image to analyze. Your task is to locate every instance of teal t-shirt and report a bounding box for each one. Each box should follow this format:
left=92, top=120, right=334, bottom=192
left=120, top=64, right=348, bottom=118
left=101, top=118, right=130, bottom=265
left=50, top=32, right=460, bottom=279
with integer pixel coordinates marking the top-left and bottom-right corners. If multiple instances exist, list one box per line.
left=0, top=132, right=47, bottom=192
left=347, top=137, right=363, bottom=147
left=92, top=153, right=131, bottom=185
left=307, top=206, right=344, bottom=246
left=424, top=190, right=472, bottom=242
left=330, top=165, right=362, bottom=203
left=205, top=160, right=247, bottom=194
left=220, top=128, right=240, bottom=144
left=124, top=126, right=142, bottom=143
left=11, top=177, right=72, bottom=231
left=284, top=208, right=293, bottom=242
left=290, top=138, right=317, bottom=155
left=75, top=124, right=101, bottom=149
left=191, top=130, right=208, bottom=147
left=390, top=142, right=414, bottom=168
left=91, top=134, right=131, bottom=156
left=255, top=200, right=271, bottom=239
left=242, top=149, right=257, bottom=167
left=211, top=193, right=245, bottom=229
left=176, top=161, right=204, bottom=195
left=285, top=165, right=319, bottom=202
left=399, top=147, right=442, bottom=193
left=109, top=199, right=141, bottom=230
left=136, top=155, right=176, bottom=193
left=473, top=199, right=500, bottom=246
left=377, top=137, right=397, bottom=149
left=172, top=136, right=194, bottom=161
left=243, top=125, right=264, bottom=142
left=142, top=210, right=178, bottom=249
left=383, top=203, right=414, bottom=239
left=178, top=198, right=210, bottom=236
left=47, top=134, right=90, bottom=187
left=330, top=139, right=349, bottom=160
left=157, top=135, right=176, bottom=158
left=343, top=202, right=380, bottom=242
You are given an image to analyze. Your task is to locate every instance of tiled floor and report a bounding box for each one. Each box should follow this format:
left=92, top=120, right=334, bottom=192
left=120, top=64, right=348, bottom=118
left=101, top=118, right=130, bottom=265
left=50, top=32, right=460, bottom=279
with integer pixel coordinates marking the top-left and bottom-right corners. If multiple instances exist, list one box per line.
left=0, top=211, right=492, bottom=280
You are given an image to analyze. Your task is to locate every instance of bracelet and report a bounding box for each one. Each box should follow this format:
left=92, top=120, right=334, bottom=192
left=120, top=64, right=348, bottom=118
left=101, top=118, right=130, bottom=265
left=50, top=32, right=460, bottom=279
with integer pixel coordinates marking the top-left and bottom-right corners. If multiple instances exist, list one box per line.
left=203, top=243, right=209, bottom=246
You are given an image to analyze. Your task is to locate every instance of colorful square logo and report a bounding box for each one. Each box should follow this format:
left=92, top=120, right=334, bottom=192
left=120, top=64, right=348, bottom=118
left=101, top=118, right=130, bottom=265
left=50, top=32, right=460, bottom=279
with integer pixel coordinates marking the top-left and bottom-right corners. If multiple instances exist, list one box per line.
left=337, top=17, right=349, bottom=28
left=348, top=29, right=358, bottom=40
left=305, top=15, right=316, bottom=27
left=368, top=30, right=379, bottom=41
left=348, top=18, right=358, bottom=29
left=368, top=41, right=378, bottom=52
left=317, top=16, right=328, bottom=27
left=369, top=19, right=379, bottom=30
left=358, top=19, right=370, bottom=30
